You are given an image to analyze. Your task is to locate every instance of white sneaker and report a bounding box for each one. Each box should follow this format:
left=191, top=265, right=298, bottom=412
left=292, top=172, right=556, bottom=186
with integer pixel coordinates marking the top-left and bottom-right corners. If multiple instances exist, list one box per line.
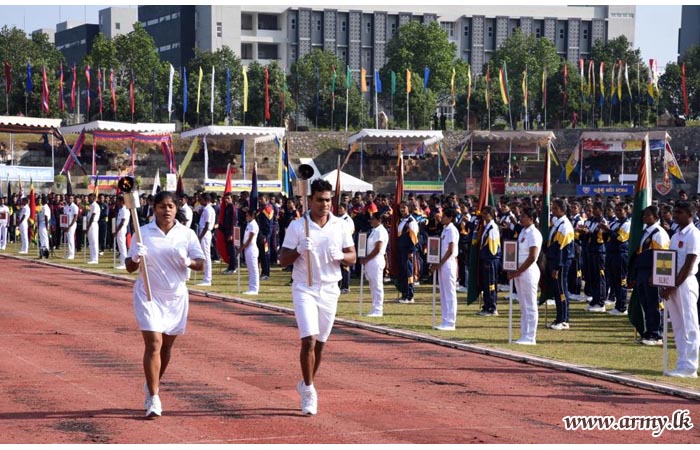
left=515, top=339, right=536, bottom=345
left=296, top=381, right=317, bottom=415
left=434, top=324, right=456, bottom=331
left=549, top=322, right=569, bottom=331
left=585, top=305, right=606, bottom=313
left=641, top=338, right=663, bottom=346
left=583, top=295, right=593, bottom=302
left=546, top=299, right=556, bottom=306
left=196, top=282, right=211, bottom=287
left=87, top=260, right=99, bottom=264
left=607, top=309, right=628, bottom=316
left=414, top=281, right=420, bottom=286
left=366, top=311, right=383, bottom=317
left=146, top=394, right=162, bottom=418
left=604, top=300, right=615, bottom=306
left=243, top=290, right=259, bottom=295
left=115, top=265, right=126, bottom=270
left=456, top=286, right=468, bottom=293
left=664, top=369, right=698, bottom=379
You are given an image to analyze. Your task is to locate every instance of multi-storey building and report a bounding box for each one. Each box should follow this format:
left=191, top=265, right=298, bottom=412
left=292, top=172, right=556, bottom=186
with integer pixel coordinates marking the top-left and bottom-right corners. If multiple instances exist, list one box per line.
left=98, top=7, right=137, bottom=40
left=678, top=5, right=700, bottom=60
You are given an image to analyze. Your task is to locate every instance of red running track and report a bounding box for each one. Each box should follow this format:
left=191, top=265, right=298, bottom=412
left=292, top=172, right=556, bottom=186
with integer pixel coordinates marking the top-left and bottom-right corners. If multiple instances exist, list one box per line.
left=0, top=256, right=699, bottom=444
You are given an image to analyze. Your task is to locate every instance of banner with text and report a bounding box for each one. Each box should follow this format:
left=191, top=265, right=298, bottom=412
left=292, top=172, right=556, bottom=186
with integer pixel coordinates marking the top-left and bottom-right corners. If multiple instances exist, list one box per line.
left=576, top=184, right=634, bottom=196
left=505, top=182, right=543, bottom=196
left=0, top=165, right=54, bottom=182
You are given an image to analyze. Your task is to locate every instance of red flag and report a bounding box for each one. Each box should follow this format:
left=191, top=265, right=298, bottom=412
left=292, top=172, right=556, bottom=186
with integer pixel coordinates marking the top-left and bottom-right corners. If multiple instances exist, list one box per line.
left=70, top=64, right=76, bottom=112
left=215, top=164, right=234, bottom=264
left=41, top=66, right=49, bottom=115
left=563, top=64, right=568, bottom=108
left=466, top=147, right=493, bottom=304
left=28, top=178, right=36, bottom=241
left=58, top=63, right=64, bottom=112
left=129, top=74, right=135, bottom=116
left=682, top=62, right=689, bottom=117
left=3, top=61, right=11, bottom=94
left=97, top=68, right=103, bottom=114
left=85, top=65, right=91, bottom=116
left=389, top=146, right=405, bottom=278
left=264, top=66, right=270, bottom=121
left=331, top=158, right=341, bottom=215
left=110, top=69, right=117, bottom=114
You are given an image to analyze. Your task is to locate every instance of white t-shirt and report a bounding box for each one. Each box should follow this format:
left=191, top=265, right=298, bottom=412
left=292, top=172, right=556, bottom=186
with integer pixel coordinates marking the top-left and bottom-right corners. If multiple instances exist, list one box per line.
left=518, top=224, right=543, bottom=266
left=88, top=201, right=100, bottom=226
left=366, top=224, right=388, bottom=260
left=198, top=204, right=215, bottom=234
left=244, top=219, right=259, bottom=251
left=671, top=223, right=700, bottom=277
left=38, top=204, right=51, bottom=228
left=282, top=212, right=354, bottom=284
left=19, top=204, right=29, bottom=225
left=440, top=222, right=459, bottom=262
left=63, top=202, right=79, bottom=228
left=116, top=206, right=128, bottom=234
left=181, top=203, right=193, bottom=229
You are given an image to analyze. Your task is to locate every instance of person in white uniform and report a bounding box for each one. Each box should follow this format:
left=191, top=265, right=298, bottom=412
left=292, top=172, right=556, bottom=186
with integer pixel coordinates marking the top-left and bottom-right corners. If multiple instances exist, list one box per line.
left=0, top=196, right=9, bottom=250
left=508, top=207, right=543, bottom=345
left=662, top=201, right=700, bottom=378
left=197, top=193, right=215, bottom=286
left=362, top=212, right=388, bottom=317
left=63, top=194, right=79, bottom=259
left=113, top=195, right=129, bottom=269
left=179, top=194, right=193, bottom=229
left=279, top=179, right=356, bottom=416
left=38, top=195, right=51, bottom=258
left=431, top=207, right=459, bottom=330
left=18, top=197, right=29, bottom=254
left=127, top=191, right=205, bottom=418
left=240, top=210, right=260, bottom=295
left=86, top=193, right=100, bottom=263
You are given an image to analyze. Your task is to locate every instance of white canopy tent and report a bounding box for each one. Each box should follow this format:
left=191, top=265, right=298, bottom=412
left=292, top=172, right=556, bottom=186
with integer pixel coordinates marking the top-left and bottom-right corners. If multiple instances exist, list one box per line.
left=322, top=169, right=373, bottom=193
left=180, top=125, right=287, bottom=193
left=0, top=115, right=63, bottom=182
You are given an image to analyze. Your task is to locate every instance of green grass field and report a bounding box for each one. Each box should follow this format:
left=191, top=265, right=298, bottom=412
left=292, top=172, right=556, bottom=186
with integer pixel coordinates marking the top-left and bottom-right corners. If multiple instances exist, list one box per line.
left=12, top=244, right=698, bottom=391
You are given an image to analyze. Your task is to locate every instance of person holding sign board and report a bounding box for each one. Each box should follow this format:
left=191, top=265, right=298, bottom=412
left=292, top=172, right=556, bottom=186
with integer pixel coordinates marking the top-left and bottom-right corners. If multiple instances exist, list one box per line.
left=507, top=208, right=542, bottom=345
left=661, top=201, right=700, bottom=378
left=431, top=207, right=459, bottom=331
left=362, top=212, right=388, bottom=317
left=126, top=191, right=205, bottom=418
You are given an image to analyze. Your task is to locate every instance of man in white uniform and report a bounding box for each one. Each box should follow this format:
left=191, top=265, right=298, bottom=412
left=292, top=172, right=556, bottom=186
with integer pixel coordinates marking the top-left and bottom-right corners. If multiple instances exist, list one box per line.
left=38, top=195, right=51, bottom=258
left=197, top=192, right=215, bottom=286
left=86, top=193, right=100, bottom=263
left=662, top=201, right=700, bottom=378
left=18, top=197, right=30, bottom=254
left=0, top=197, right=9, bottom=250
left=63, top=194, right=79, bottom=259
left=240, top=210, right=260, bottom=295
left=362, top=212, right=388, bottom=317
left=279, top=179, right=356, bottom=416
left=179, top=194, right=193, bottom=229
left=114, top=195, right=129, bottom=269
left=508, top=208, right=543, bottom=345
left=432, top=207, right=459, bottom=331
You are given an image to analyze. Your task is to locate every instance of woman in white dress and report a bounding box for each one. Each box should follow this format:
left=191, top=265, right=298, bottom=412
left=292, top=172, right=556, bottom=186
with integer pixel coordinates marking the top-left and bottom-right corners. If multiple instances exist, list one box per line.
left=126, top=191, right=205, bottom=418
left=240, top=209, right=260, bottom=295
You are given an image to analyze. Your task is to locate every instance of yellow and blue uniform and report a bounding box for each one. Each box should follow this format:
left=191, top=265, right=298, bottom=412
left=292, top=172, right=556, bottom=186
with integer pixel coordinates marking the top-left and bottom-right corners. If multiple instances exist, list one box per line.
left=606, top=217, right=631, bottom=312
left=585, top=216, right=607, bottom=308
left=479, top=219, right=501, bottom=314
left=545, top=215, right=575, bottom=324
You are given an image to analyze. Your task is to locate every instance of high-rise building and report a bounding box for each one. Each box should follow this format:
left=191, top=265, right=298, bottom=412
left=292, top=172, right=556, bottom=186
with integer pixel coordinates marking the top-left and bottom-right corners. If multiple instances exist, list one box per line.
left=678, top=5, right=700, bottom=60
left=98, top=7, right=138, bottom=40
left=55, top=21, right=99, bottom=67
left=138, top=6, right=196, bottom=69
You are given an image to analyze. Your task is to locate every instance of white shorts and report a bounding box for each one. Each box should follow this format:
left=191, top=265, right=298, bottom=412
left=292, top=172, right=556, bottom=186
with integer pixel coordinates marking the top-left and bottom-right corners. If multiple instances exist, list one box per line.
left=292, top=282, right=340, bottom=342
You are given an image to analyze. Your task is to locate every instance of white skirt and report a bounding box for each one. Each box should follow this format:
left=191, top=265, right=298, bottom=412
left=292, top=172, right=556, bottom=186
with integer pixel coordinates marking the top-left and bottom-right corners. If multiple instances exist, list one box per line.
left=133, top=286, right=189, bottom=335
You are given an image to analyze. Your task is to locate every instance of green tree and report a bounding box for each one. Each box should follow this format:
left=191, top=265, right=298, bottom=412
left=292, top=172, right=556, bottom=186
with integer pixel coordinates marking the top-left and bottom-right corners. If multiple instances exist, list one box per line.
left=243, top=61, right=293, bottom=127
left=660, top=45, right=700, bottom=120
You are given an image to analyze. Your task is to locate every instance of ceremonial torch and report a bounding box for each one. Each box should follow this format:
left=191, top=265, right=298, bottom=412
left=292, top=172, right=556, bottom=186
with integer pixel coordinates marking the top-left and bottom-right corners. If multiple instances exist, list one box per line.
left=118, top=176, right=153, bottom=301
left=297, top=163, right=315, bottom=286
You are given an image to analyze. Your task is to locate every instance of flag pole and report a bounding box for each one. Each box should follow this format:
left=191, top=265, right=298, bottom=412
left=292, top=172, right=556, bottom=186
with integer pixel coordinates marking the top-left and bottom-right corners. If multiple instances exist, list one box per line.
left=406, top=90, right=409, bottom=130
left=374, top=87, right=378, bottom=129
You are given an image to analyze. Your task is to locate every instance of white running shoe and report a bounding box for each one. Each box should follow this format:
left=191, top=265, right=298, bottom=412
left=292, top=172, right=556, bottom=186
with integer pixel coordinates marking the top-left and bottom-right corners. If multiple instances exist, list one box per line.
left=366, top=312, right=383, bottom=317
left=607, top=309, right=628, bottom=316
left=515, top=339, right=536, bottom=345
left=296, top=381, right=317, bottom=415
left=456, top=286, right=468, bottom=293
left=434, top=324, right=456, bottom=331
left=664, top=369, right=698, bottom=379
left=196, top=282, right=211, bottom=287
left=146, top=394, right=162, bottom=418
left=585, top=305, right=606, bottom=313
left=115, top=265, right=127, bottom=270
left=242, top=290, right=259, bottom=295
left=87, top=260, right=99, bottom=264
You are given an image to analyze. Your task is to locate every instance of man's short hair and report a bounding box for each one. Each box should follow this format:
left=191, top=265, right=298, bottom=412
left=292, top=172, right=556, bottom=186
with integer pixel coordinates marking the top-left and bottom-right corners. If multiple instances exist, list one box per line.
left=310, top=179, right=332, bottom=195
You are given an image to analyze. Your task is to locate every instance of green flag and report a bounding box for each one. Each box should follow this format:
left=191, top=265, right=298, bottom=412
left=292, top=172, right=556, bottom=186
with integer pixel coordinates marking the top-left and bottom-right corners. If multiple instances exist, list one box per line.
left=391, top=71, right=396, bottom=96
left=627, top=134, right=652, bottom=335
left=346, top=65, right=352, bottom=90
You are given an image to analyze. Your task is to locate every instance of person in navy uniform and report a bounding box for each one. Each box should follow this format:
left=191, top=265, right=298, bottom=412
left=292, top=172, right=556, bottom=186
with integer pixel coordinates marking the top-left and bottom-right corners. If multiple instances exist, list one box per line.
left=544, top=199, right=575, bottom=330
left=476, top=206, right=501, bottom=316
left=602, top=203, right=631, bottom=315
left=397, top=201, right=419, bottom=303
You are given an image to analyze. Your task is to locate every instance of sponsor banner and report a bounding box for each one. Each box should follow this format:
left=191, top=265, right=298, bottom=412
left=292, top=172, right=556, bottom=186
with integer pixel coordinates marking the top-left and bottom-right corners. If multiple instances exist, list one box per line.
left=89, top=175, right=120, bottom=191
left=0, top=165, right=54, bottom=182
left=504, top=182, right=543, bottom=196
left=404, top=180, right=444, bottom=194
left=204, top=177, right=282, bottom=193
left=581, top=139, right=665, bottom=152
left=576, top=184, right=634, bottom=196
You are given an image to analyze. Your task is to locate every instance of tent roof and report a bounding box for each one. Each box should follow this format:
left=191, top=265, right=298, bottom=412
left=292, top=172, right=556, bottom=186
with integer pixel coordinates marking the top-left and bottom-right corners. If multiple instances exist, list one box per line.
left=459, top=130, right=556, bottom=147
left=321, top=169, right=373, bottom=192
left=0, top=115, right=62, bottom=134
left=347, top=129, right=444, bottom=146
left=180, top=125, right=285, bottom=143
left=59, top=120, right=176, bottom=135
left=578, top=130, right=671, bottom=142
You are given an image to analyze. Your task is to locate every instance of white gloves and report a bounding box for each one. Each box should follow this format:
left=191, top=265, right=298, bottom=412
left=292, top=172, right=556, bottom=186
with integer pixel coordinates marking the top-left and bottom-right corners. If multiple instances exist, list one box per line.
left=297, top=237, right=314, bottom=254
left=327, top=245, right=345, bottom=262
left=132, top=242, right=148, bottom=263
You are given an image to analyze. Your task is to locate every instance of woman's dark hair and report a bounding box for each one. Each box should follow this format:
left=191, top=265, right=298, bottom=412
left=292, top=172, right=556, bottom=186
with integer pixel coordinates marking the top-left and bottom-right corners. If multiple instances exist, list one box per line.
left=154, top=191, right=179, bottom=206
left=522, top=207, right=538, bottom=221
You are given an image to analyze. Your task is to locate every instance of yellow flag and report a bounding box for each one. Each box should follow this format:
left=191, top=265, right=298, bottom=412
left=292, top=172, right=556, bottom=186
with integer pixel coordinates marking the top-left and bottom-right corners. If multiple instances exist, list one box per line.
left=466, top=65, right=472, bottom=106
left=406, top=69, right=412, bottom=94
left=196, top=66, right=203, bottom=113
left=521, top=67, right=528, bottom=107
left=242, top=66, right=248, bottom=113
left=450, top=67, right=456, bottom=107
left=360, top=68, right=367, bottom=93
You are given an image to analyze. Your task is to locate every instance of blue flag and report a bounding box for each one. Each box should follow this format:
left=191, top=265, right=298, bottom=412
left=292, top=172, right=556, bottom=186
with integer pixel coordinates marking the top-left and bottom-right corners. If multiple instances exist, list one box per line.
left=225, top=66, right=231, bottom=116
left=423, top=66, right=430, bottom=91
left=374, top=69, right=382, bottom=94
left=26, top=62, right=32, bottom=93
left=183, top=67, right=188, bottom=113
